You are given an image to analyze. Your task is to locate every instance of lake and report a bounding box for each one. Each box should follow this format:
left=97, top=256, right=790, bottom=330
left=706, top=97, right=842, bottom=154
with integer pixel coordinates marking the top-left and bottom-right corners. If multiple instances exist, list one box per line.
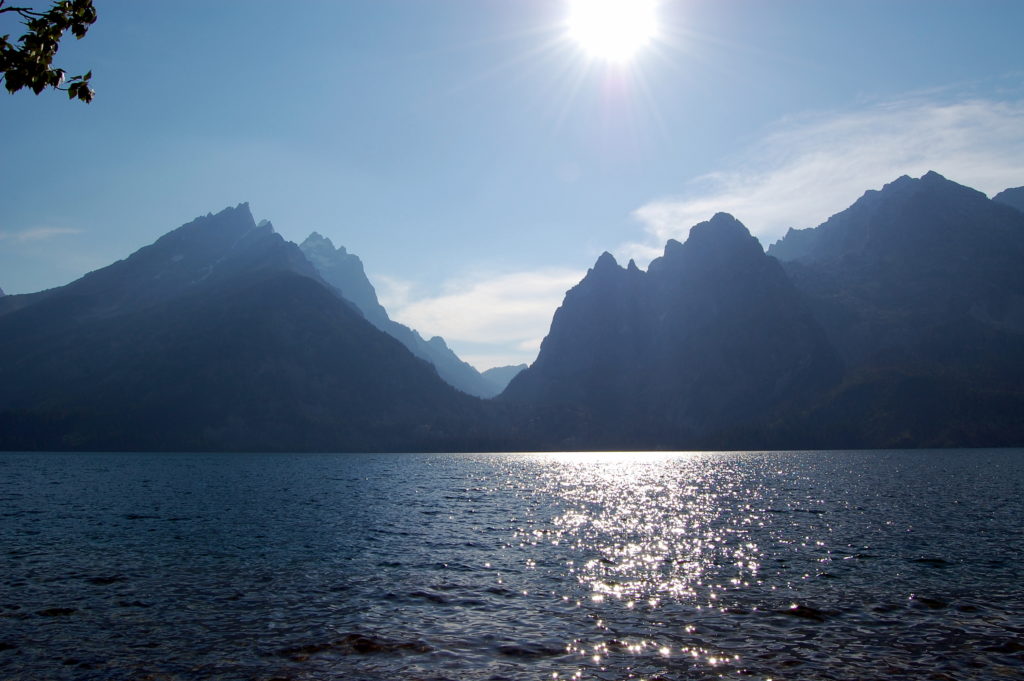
left=1, top=450, right=1022, bottom=680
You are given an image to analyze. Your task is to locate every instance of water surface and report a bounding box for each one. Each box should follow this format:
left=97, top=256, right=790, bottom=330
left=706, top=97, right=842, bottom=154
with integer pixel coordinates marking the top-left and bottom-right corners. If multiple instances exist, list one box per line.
left=1, top=450, right=1022, bottom=679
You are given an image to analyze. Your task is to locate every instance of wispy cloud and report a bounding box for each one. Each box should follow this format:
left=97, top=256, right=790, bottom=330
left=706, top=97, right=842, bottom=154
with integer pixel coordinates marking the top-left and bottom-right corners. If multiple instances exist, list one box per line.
left=377, top=268, right=584, bottom=370
left=374, top=274, right=415, bottom=312
left=623, top=97, right=1024, bottom=262
left=0, top=226, right=83, bottom=243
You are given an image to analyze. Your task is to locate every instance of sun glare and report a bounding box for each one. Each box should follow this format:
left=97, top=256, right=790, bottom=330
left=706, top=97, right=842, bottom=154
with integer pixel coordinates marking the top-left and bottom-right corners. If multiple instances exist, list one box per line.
left=567, top=0, right=659, bottom=63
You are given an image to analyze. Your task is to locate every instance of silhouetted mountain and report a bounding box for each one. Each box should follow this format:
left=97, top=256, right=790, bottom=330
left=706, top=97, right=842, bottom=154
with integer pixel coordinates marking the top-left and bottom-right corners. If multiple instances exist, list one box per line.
left=0, top=203, right=314, bottom=319
left=3, top=173, right=1020, bottom=452
left=993, top=186, right=1024, bottom=214
left=299, top=233, right=499, bottom=398
left=768, top=172, right=1024, bottom=447
left=0, top=206, right=497, bottom=452
left=769, top=172, right=1024, bottom=355
left=481, top=364, right=527, bottom=394
left=500, top=174, right=1024, bottom=449
left=502, top=213, right=841, bottom=449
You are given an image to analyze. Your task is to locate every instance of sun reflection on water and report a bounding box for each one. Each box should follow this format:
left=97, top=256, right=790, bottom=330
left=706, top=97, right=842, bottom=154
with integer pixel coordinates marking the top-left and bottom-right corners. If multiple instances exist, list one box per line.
left=507, top=451, right=779, bottom=676
left=3, top=451, right=1022, bottom=680
left=522, top=451, right=764, bottom=608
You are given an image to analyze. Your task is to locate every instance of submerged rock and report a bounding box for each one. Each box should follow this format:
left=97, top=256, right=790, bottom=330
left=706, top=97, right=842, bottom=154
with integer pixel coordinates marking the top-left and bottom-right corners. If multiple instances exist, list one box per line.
left=277, top=633, right=431, bottom=661
left=36, top=607, right=76, bottom=617
left=909, top=595, right=948, bottom=610
left=782, top=604, right=828, bottom=621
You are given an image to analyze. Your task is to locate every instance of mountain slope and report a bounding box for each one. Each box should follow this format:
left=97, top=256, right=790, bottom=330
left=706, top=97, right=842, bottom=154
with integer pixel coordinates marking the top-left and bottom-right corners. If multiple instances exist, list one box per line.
left=768, top=172, right=1024, bottom=447
left=299, top=233, right=502, bottom=398
left=0, top=206, right=494, bottom=451
left=768, top=171, right=1024, bottom=360
left=502, top=214, right=841, bottom=449
left=993, top=186, right=1024, bottom=214
left=0, top=204, right=315, bottom=319
left=299, top=232, right=390, bottom=327
left=481, top=364, right=527, bottom=393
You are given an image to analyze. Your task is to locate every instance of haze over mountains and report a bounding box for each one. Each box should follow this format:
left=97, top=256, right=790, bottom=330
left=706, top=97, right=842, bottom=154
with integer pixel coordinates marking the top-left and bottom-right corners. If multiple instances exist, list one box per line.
left=0, top=172, right=1021, bottom=451
left=0, top=206, right=502, bottom=451
left=298, top=233, right=518, bottom=398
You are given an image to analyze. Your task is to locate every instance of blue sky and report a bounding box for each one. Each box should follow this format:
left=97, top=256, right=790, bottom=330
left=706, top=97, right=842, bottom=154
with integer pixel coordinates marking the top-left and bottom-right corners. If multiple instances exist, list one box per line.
left=2, top=0, right=1024, bottom=369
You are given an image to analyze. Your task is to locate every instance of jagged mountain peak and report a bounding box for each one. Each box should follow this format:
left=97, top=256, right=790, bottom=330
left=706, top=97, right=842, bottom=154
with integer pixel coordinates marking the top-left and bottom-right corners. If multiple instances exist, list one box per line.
left=160, top=202, right=258, bottom=242
left=502, top=210, right=840, bottom=446
left=856, top=171, right=997, bottom=213
left=575, top=252, right=625, bottom=287
left=30, top=204, right=322, bottom=320
left=872, top=170, right=946, bottom=194
left=0, top=203, right=333, bottom=330
left=648, top=214, right=763, bottom=276
left=298, top=232, right=386, bottom=325
left=301, top=231, right=349, bottom=257
left=694, top=211, right=746, bottom=231
left=882, top=169, right=986, bottom=201
left=427, top=335, right=449, bottom=349
left=685, top=212, right=762, bottom=254
left=202, top=201, right=251, bottom=218
left=593, top=251, right=620, bottom=272
left=576, top=252, right=632, bottom=294
left=139, top=202, right=294, bottom=275
left=768, top=171, right=1005, bottom=263
left=845, top=171, right=982, bottom=214
left=146, top=203, right=308, bottom=274
left=663, top=238, right=684, bottom=257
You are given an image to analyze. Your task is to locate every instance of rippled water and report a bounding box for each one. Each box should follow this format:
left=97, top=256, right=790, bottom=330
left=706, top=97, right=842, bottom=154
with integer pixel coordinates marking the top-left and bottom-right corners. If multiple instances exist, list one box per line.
left=1, top=450, right=1022, bottom=680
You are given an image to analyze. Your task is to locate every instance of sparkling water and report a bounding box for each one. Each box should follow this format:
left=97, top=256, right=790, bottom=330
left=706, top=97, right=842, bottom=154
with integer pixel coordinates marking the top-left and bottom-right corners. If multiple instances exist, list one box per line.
left=1, top=450, right=1022, bottom=680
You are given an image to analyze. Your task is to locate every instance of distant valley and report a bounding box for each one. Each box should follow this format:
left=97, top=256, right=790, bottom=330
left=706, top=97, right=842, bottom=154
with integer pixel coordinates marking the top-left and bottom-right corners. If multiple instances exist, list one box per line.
left=1, top=172, right=1021, bottom=451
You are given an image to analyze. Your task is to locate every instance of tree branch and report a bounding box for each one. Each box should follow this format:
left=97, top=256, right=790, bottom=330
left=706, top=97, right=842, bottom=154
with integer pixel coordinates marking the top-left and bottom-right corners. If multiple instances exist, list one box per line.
left=0, top=0, right=96, bottom=102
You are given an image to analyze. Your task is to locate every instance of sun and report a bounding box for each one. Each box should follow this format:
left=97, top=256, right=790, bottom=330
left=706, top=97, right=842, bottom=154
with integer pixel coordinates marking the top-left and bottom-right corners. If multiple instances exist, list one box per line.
left=567, top=0, right=659, bottom=63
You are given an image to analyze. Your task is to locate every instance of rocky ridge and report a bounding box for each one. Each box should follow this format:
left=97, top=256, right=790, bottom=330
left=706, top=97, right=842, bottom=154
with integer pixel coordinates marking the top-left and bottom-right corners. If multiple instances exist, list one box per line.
left=298, top=233, right=510, bottom=398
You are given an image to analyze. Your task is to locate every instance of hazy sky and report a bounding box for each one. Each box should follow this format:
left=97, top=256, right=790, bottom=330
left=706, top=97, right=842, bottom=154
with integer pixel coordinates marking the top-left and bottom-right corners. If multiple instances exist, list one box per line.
left=2, top=0, right=1023, bottom=369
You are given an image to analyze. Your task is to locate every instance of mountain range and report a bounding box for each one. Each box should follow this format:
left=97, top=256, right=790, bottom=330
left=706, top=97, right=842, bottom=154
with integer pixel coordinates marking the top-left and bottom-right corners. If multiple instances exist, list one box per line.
left=765, top=172, right=1024, bottom=447
left=0, top=172, right=1021, bottom=451
left=0, top=206, right=505, bottom=451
